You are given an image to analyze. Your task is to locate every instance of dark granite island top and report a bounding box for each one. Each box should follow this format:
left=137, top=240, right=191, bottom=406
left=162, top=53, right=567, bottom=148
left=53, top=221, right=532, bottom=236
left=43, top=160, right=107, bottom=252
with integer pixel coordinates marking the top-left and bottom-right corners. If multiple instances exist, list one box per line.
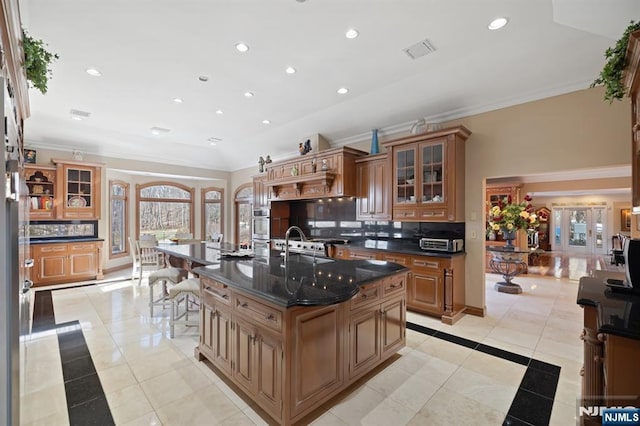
left=577, top=275, right=640, bottom=340
left=193, top=252, right=409, bottom=307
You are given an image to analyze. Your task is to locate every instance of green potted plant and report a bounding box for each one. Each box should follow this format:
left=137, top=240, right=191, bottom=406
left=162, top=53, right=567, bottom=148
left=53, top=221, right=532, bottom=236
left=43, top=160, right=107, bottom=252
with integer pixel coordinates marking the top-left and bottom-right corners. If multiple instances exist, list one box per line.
left=591, top=21, right=640, bottom=102
left=22, top=29, right=59, bottom=94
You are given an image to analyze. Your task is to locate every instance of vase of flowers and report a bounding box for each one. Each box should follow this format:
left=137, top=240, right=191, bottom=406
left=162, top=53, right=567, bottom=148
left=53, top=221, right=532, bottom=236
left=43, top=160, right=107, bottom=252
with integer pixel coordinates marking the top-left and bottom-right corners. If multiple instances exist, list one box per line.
left=487, top=194, right=540, bottom=250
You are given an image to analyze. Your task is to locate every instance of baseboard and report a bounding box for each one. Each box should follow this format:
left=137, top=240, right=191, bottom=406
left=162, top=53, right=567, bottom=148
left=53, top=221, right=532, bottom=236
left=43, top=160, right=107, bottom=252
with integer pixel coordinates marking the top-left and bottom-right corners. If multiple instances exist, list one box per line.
left=103, top=263, right=131, bottom=275
left=464, top=305, right=486, bottom=317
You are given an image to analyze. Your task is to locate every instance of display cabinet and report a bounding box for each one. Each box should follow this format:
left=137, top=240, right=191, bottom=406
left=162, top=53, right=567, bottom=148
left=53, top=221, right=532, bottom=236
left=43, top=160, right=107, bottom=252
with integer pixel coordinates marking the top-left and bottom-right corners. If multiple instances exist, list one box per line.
left=622, top=29, right=640, bottom=235
left=24, top=164, right=57, bottom=219
left=54, top=160, right=102, bottom=220
left=383, top=126, right=470, bottom=222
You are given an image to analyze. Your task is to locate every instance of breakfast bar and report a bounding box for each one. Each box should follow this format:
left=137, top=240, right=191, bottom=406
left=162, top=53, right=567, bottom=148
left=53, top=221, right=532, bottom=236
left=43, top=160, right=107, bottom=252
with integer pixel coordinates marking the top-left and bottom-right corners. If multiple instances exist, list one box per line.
left=159, top=243, right=409, bottom=425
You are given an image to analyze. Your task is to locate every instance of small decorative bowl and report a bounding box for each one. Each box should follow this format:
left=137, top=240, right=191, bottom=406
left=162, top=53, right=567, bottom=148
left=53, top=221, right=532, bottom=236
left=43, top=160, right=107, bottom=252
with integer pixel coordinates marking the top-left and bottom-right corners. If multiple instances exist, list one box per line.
left=406, top=179, right=415, bottom=185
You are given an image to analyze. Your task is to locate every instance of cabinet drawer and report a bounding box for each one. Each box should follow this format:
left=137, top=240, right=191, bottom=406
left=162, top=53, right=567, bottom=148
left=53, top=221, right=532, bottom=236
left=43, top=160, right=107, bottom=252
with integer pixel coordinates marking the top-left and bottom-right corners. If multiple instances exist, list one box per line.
left=234, top=294, right=282, bottom=332
left=411, top=256, right=443, bottom=270
left=419, top=209, right=447, bottom=219
left=394, top=209, right=417, bottom=219
left=68, top=243, right=96, bottom=252
left=349, top=250, right=378, bottom=260
left=381, top=254, right=409, bottom=265
left=201, top=279, right=232, bottom=306
left=351, top=282, right=380, bottom=310
left=35, top=244, right=67, bottom=254
left=382, top=274, right=406, bottom=297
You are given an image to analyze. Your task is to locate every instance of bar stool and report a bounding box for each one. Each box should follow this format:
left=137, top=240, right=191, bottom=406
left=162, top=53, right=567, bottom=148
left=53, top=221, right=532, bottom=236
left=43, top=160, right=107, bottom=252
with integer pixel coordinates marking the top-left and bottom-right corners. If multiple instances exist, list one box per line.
left=148, top=267, right=188, bottom=317
left=168, top=277, right=201, bottom=338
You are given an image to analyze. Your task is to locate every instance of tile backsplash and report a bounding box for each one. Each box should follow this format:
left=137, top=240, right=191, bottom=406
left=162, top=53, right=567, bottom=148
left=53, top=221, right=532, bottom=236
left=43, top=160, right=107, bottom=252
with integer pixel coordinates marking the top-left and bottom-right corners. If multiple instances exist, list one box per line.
left=273, top=199, right=464, bottom=241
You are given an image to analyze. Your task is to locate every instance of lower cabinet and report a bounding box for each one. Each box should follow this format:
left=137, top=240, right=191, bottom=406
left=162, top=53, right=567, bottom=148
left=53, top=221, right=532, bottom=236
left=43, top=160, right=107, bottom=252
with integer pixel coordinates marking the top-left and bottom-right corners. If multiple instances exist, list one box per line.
left=33, top=241, right=103, bottom=286
left=198, top=272, right=407, bottom=426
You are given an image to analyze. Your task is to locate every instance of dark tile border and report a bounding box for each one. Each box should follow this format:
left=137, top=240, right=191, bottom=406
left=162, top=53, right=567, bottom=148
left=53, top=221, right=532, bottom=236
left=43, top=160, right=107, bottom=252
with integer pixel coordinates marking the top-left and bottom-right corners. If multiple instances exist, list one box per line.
left=32, top=291, right=115, bottom=426
left=406, top=321, right=561, bottom=426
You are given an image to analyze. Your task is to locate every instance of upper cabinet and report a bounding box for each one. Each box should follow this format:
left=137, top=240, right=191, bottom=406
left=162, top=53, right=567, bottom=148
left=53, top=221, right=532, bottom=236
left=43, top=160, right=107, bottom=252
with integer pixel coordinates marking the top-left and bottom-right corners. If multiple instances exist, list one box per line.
left=55, top=160, right=102, bottom=220
left=383, top=126, right=470, bottom=222
left=355, top=153, right=391, bottom=220
left=252, top=174, right=268, bottom=209
left=623, top=30, right=640, bottom=233
left=25, top=165, right=57, bottom=220
left=265, top=147, right=367, bottom=201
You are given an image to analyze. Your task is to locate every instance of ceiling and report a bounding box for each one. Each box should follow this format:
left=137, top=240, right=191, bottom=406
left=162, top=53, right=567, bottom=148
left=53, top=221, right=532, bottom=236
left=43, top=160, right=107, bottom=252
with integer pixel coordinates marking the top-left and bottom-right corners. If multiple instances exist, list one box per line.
left=19, top=0, right=640, bottom=172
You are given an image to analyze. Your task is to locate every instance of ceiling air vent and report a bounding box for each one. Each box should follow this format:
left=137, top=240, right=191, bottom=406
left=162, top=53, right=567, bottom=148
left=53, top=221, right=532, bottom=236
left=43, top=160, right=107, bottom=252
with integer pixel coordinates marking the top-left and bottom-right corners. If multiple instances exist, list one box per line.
left=69, top=109, right=91, bottom=119
left=403, top=38, right=437, bottom=60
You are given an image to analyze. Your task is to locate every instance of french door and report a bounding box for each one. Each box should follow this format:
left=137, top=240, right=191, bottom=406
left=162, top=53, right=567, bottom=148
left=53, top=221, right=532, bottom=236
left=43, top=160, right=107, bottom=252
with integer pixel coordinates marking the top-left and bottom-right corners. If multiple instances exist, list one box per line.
left=552, top=207, right=607, bottom=254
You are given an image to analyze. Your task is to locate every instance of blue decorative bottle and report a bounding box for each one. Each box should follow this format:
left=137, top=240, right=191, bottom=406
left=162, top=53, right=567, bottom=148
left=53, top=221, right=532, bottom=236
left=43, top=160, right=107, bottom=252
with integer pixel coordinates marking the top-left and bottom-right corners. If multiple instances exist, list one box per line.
left=370, top=129, right=379, bottom=154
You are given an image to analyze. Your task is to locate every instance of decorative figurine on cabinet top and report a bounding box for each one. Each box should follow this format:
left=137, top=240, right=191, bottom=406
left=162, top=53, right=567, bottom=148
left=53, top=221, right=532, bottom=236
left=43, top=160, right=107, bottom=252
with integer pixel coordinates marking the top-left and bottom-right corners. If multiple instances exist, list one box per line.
left=321, top=159, right=328, bottom=171
left=299, top=139, right=312, bottom=155
left=258, top=156, right=265, bottom=173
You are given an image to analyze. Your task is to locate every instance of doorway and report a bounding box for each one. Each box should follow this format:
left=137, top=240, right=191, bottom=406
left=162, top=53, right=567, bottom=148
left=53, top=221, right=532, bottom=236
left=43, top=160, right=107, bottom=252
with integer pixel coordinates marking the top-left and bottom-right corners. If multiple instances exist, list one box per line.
left=552, top=207, right=607, bottom=254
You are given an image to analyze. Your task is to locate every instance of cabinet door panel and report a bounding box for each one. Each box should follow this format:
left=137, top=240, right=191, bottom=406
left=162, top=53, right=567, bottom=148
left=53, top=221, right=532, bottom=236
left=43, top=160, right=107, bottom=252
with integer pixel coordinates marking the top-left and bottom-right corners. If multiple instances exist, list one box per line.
left=69, top=252, right=96, bottom=277
left=233, top=318, right=257, bottom=393
left=39, top=255, right=67, bottom=281
left=410, top=272, right=443, bottom=315
left=381, top=297, right=405, bottom=357
left=200, top=304, right=215, bottom=357
left=213, top=307, right=232, bottom=374
left=255, top=332, right=283, bottom=417
left=348, top=307, right=380, bottom=379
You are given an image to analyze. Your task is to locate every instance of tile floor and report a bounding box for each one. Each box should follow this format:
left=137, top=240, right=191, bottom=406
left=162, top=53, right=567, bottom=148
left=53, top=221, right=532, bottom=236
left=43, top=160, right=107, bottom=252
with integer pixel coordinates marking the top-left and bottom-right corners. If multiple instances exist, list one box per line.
left=20, top=269, right=587, bottom=426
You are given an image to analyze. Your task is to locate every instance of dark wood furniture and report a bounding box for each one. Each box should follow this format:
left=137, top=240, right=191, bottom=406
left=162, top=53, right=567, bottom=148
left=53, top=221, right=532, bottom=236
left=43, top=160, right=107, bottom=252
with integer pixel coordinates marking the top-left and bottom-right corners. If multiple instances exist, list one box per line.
left=623, top=29, right=640, bottom=220
left=355, top=153, right=391, bottom=220
left=382, top=126, right=470, bottom=222
left=536, top=206, right=551, bottom=251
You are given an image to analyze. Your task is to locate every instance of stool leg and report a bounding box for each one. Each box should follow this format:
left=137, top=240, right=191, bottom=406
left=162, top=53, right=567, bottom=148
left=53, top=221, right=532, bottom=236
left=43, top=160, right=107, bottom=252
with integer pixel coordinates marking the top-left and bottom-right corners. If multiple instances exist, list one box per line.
left=149, top=282, right=154, bottom=317
left=170, top=297, right=175, bottom=338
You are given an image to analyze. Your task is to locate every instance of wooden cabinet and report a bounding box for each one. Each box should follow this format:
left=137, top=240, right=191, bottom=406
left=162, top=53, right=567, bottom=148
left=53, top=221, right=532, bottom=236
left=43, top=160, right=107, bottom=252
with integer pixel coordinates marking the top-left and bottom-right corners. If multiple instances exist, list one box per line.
left=54, top=160, right=102, bottom=220
left=536, top=207, right=551, bottom=251
left=32, top=241, right=103, bottom=286
left=265, top=147, right=367, bottom=201
left=198, top=271, right=406, bottom=425
left=623, top=30, right=640, bottom=228
left=355, top=153, right=390, bottom=220
left=253, top=174, right=269, bottom=209
left=409, top=257, right=443, bottom=316
left=383, top=126, right=469, bottom=222
left=24, top=165, right=57, bottom=219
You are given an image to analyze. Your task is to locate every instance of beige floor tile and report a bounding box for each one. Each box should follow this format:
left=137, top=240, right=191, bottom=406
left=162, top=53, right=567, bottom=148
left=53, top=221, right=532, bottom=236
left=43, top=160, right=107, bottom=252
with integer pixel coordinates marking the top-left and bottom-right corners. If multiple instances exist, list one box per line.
left=418, top=387, right=506, bottom=426
left=215, top=379, right=251, bottom=411
left=239, top=405, right=269, bottom=426
left=415, top=336, right=473, bottom=365
left=412, top=355, right=460, bottom=387
left=155, top=385, right=243, bottom=425
left=361, top=396, right=418, bottom=425
left=20, top=383, right=68, bottom=425
left=554, top=377, right=581, bottom=407
left=119, top=411, right=163, bottom=426
left=140, top=363, right=213, bottom=408
left=386, top=373, right=441, bottom=412
left=535, top=336, right=583, bottom=362
left=329, top=384, right=386, bottom=424
left=116, top=334, right=176, bottom=363
left=486, top=325, right=541, bottom=350
left=461, top=351, right=527, bottom=387
left=106, top=383, right=154, bottom=425
left=479, top=336, right=535, bottom=358
left=128, top=346, right=190, bottom=382
left=19, top=409, right=69, bottom=426
left=97, top=363, right=139, bottom=395
left=550, top=399, right=579, bottom=426
left=443, top=366, right=518, bottom=413
left=220, top=410, right=263, bottom=425
left=366, top=364, right=412, bottom=397
left=405, top=328, right=431, bottom=348
left=91, top=346, right=127, bottom=371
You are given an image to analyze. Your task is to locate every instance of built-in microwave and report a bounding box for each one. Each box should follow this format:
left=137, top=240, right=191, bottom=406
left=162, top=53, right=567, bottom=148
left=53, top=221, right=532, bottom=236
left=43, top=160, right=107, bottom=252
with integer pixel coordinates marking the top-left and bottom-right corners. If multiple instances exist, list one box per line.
left=252, top=208, right=270, bottom=240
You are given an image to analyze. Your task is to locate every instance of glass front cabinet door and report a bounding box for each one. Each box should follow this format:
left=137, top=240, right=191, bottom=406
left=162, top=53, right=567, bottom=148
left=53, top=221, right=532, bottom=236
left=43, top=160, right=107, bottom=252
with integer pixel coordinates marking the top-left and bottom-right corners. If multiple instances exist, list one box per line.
left=55, top=160, right=102, bottom=220
left=386, top=126, right=469, bottom=222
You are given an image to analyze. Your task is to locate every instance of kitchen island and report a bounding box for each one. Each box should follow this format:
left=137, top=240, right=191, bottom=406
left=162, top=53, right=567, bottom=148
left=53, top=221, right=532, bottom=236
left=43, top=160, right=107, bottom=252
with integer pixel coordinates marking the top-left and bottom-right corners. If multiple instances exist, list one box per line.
left=189, top=250, right=409, bottom=425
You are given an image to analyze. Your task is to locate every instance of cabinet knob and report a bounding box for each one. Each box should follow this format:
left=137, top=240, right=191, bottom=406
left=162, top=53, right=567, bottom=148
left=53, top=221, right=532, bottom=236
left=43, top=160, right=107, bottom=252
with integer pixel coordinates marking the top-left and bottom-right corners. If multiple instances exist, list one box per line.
left=597, top=333, right=606, bottom=342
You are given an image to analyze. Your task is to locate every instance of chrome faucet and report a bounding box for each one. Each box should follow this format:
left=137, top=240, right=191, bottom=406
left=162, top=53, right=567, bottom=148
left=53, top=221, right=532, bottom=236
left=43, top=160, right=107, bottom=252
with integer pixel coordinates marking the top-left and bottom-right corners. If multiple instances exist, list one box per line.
left=283, top=225, right=308, bottom=263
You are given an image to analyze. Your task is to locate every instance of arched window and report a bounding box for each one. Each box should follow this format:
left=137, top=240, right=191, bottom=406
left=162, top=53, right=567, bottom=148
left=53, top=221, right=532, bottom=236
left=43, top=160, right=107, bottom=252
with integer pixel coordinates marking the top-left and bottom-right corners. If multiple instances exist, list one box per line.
left=234, top=183, right=253, bottom=246
left=109, top=180, right=129, bottom=258
left=136, top=182, right=194, bottom=240
left=201, top=187, right=224, bottom=240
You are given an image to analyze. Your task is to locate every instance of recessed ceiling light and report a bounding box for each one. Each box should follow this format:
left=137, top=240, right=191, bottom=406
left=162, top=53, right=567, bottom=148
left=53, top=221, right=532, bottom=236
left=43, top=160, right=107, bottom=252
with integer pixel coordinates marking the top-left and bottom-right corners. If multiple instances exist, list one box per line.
left=198, top=75, right=209, bottom=82
left=235, top=42, right=249, bottom=53
left=244, top=91, right=254, bottom=98
left=262, top=119, right=271, bottom=124
left=150, top=127, right=171, bottom=135
left=85, top=68, right=102, bottom=77
left=69, top=109, right=90, bottom=121
left=208, top=137, right=221, bottom=146
left=285, top=66, right=296, bottom=74
left=215, top=109, right=223, bottom=115
left=488, top=17, right=508, bottom=30
left=173, top=97, right=183, bottom=103
left=345, top=29, right=359, bottom=39
left=337, top=87, right=349, bottom=95
left=71, top=116, right=82, bottom=121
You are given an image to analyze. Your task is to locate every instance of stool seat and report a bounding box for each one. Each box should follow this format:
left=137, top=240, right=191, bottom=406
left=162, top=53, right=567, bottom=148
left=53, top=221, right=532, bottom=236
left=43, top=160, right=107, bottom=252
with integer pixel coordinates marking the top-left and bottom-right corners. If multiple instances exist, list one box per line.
left=169, top=278, right=201, bottom=338
left=148, top=267, right=188, bottom=317
left=149, top=267, right=188, bottom=285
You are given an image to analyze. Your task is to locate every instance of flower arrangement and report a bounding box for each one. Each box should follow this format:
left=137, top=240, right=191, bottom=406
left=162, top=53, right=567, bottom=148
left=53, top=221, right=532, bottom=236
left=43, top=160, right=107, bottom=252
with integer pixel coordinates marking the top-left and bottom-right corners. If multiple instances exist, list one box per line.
left=487, top=194, right=540, bottom=236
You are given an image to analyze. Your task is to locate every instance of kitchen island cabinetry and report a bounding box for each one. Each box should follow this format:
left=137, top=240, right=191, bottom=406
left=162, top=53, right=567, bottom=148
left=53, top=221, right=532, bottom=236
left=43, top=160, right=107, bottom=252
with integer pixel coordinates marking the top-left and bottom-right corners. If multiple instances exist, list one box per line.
left=193, top=255, right=408, bottom=426
left=355, top=153, right=390, bottom=220
left=32, top=240, right=104, bottom=286
left=383, top=126, right=469, bottom=222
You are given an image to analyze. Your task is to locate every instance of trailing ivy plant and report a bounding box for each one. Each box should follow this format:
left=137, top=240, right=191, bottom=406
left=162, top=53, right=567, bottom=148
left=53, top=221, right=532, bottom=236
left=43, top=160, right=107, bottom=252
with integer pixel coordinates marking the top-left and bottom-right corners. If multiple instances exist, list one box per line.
left=22, top=30, right=59, bottom=94
left=591, top=21, right=640, bottom=102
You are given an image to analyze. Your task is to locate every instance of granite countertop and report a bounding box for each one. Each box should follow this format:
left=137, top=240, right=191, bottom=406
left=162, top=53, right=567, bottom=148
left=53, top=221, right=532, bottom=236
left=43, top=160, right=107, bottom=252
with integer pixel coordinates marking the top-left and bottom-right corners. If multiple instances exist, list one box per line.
left=192, top=252, right=409, bottom=308
left=30, top=237, right=104, bottom=244
left=577, top=276, right=640, bottom=340
left=342, top=238, right=465, bottom=257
